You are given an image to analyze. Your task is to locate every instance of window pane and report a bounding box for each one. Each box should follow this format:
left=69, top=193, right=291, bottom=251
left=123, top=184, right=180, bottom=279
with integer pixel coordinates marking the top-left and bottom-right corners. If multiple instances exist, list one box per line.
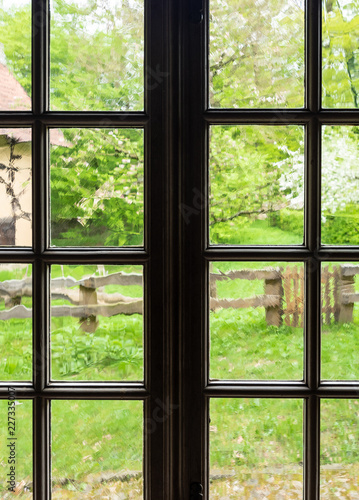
left=321, top=399, right=359, bottom=497
left=322, top=126, right=359, bottom=245
left=323, top=1, right=359, bottom=108
left=0, top=129, right=32, bottom=247
left=210, top=262, right=304, bottom=380
left=0, top=264, right=32, bottom=381
left=50, top=265, right=143, bottom=381
left=209, top=126, right=304, bottom=245
left=0, top=398, right=32, bottom=497
left=50, top=128, right=144, bottom=247
left=0, top=0, right=31, bottom=110
left=51, top=400, right=143, bottom=498
left=50, top=0, right=144, bottom=111
left=321, top=262, right=359, bottom=380
left=210, top=398, right=303, bottom=498
left=209, top=0, right=305, bottom=108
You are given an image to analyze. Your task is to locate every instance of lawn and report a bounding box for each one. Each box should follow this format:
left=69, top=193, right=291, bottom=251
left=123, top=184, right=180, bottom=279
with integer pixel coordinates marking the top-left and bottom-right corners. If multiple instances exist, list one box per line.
left=1, top=225, right=359, bottom=497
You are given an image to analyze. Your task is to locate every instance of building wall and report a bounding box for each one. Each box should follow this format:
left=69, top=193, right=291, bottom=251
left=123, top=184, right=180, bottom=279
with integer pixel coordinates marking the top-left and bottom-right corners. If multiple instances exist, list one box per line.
left=0, top=141, right=32, bottom=246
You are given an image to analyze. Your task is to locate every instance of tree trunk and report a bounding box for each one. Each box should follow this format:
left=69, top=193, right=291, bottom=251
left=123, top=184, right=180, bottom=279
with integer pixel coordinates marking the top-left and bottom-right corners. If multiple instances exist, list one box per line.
left=0, top=218, right=15, bottom=245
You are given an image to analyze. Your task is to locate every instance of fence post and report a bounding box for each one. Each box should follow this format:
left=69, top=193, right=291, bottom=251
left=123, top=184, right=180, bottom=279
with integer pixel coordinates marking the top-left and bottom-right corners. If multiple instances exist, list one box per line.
left=264, top=272, right=283, bottom=327
left=322, top=265, right=331, bottom=325
left=333, top=266, right=340, bottom=322
left=339, top=268, right=355, bottom=324
left=209, top=276, right=217, bottom=299
left=4, top=296, right=21, bottom=309
left=79, top=284, right=99, bottom=333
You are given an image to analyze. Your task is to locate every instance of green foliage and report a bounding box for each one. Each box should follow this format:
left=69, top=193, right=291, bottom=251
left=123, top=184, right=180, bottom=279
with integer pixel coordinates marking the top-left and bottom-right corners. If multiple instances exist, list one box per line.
left=322, top=204, right=359, bottom=245
left=269, top=208, right=304, bottom=238
left=210, top=0, right=305, bottom=108
left=0, top=0, right=145, bottom=247
left=209, top=125, right=304, bottom=244
left=323, top=0, right=359, bottom=108
left=0, top=3, right=31, bottom=96
left=51, top=128, right=144, bottom=247
left=49, top=0, right=144, bottom=112
left=51, top=317, right=143, bottom=380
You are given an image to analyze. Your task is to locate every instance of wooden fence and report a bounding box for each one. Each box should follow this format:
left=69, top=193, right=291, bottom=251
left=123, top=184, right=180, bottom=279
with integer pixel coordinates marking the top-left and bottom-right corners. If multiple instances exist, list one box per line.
left=210, top=264, right=359, bottom=327
left=1, top=265, right=359, bottom=331
left=0, top=271, right=143, bottom=333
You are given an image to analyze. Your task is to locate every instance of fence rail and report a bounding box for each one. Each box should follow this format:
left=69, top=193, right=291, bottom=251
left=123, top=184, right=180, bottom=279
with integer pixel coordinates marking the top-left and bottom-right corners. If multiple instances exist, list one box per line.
left=210, top=264, right=359, bottom=327
left=1, top=266, right=359, bottom=331
left=0, top=271, right=143, bottom=333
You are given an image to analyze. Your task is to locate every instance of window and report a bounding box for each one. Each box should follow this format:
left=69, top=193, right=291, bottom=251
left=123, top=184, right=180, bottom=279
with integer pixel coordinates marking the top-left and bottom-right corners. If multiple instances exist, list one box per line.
left=181, top=0, right=359, bottom=498
left=0, top=0, right=168, bottom=498
left=0, top=0, right=359, bottom=498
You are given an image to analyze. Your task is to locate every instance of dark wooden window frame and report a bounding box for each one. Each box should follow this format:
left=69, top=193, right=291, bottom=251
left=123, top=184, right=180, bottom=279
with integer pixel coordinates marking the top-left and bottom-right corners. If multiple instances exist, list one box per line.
left=1, top=0, right=359, bottom=498
left=181, top=0, right=359, bottom=499
left=0, top=0, right=174, bottom=499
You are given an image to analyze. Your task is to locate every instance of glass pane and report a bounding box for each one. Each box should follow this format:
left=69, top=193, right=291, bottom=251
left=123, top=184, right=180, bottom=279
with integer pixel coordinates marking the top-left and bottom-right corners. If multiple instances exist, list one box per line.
left=209, top=0, right=305, bottom=108
left=0, top=398, right=32, bottom=497
left=0, top=0, right=31, bottom=110
left=50, top=0, right=144, bottom=111
left=322, top=126, right=359, bottom=245
left=50, top=128, right=144, bottom=247
left=210, top=398, right=303, bottom=498
left=50, top=265, right=143, bottom=381
left=321, top=262, right=359, bottom=380
left=321, top=399, right=359, bottom=497
left=323, top=1, right=359, bottom=108
left=52, top=400, right=143, bottom=498
left=210, top=262, right=304, bottom=380
left=0, top=129, right=32, bottom=246
left=209, top=125, right=304, bottom=245
left=0, top=264, right=32, bottom=380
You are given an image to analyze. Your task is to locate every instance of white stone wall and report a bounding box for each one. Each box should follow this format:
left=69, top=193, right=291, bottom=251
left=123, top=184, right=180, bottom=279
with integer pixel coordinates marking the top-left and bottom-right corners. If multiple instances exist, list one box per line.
left=0, top=141, right=32, bottom=246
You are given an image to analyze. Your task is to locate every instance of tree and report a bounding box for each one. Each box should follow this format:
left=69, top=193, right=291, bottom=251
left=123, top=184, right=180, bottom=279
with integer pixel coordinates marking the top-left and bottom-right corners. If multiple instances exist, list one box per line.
left=210, top=0, right=305, bottom=108
left=0, top=0, right=145, bottom=246
left=209, top=125, right=304, bottom=243
left=50, top=128, right=144, bottom=246
left=0, top=136, right=31, bottom=245
left=1, top=0, right=359, bottom=246
left=323, top=0, right=359, bottom=108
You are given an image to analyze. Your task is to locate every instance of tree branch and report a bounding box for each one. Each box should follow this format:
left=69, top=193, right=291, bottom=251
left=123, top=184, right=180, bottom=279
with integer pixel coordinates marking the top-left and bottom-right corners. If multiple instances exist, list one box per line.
left=210, top=207, right=276, bottom=225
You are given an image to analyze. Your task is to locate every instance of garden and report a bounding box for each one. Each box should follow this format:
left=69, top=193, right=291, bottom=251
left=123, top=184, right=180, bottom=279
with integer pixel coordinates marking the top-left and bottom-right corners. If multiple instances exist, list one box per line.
left=0, top=0, right=359, bottom=497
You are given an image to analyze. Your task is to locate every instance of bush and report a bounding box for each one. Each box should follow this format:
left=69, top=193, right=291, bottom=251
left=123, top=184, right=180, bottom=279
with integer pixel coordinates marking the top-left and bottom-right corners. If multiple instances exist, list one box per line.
left=269, top=209, right=303, bottom=237
left=322, top=204, right=359, bottom=245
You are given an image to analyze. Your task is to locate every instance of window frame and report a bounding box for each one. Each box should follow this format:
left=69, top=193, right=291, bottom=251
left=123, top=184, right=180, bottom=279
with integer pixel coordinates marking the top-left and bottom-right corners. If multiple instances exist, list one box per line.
left=0, top=0, right=174, bottom=498
left=180, top=0, right=359, bottom=498
left=1, top=0, right=359, bottom=498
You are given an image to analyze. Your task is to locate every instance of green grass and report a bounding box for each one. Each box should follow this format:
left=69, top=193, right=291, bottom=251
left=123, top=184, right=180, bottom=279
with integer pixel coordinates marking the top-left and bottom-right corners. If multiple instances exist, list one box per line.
left=210, top=218, right=303, bottom=245
left=1, top=231, right=359, bottom=495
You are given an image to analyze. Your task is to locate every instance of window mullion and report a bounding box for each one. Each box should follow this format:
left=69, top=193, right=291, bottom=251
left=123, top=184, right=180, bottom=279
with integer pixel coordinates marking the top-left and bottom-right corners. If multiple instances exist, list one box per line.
left=305, top=1, right=321, bottom=499
left=32, top=1, right=50, bottom=499
left=144, top=0, right=172, bottom=498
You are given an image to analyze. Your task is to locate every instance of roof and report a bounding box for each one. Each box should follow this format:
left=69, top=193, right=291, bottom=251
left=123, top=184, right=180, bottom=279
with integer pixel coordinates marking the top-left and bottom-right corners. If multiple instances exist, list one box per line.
left=0, top=64, right=69, bottom=147
left=0, top=63, right=30, bottom=112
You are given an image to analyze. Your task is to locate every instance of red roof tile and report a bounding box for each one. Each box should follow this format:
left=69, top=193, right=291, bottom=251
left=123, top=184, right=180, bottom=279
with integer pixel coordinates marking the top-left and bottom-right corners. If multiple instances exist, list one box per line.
left=0, top=63, right=30, bottom=111
left=0, top=64, right=69, bottom=147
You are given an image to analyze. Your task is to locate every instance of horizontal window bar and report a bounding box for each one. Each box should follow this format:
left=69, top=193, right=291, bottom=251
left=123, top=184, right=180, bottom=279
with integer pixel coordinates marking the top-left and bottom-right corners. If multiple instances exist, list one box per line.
left=205, top=110, right=359, bottom=124
left=0, top=112, right=149, bottom=127
left=0, top=251, right=36, bottom=263
left=204, top=248, right=312, bottom=261
left=205, top=382, right=359, bottom=398
left=3, top=110, right=359, bottom=126
left=0, top=250, right=149, bottom=263
left=0, top=383, right=149, bottom=399
left=318, top=111, right=359, bottom=124
left=42, top=249, right=149, bottom=264
left=204, top=248, right=359, bottom=261
left=205, top=110, right=311, bottom=124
